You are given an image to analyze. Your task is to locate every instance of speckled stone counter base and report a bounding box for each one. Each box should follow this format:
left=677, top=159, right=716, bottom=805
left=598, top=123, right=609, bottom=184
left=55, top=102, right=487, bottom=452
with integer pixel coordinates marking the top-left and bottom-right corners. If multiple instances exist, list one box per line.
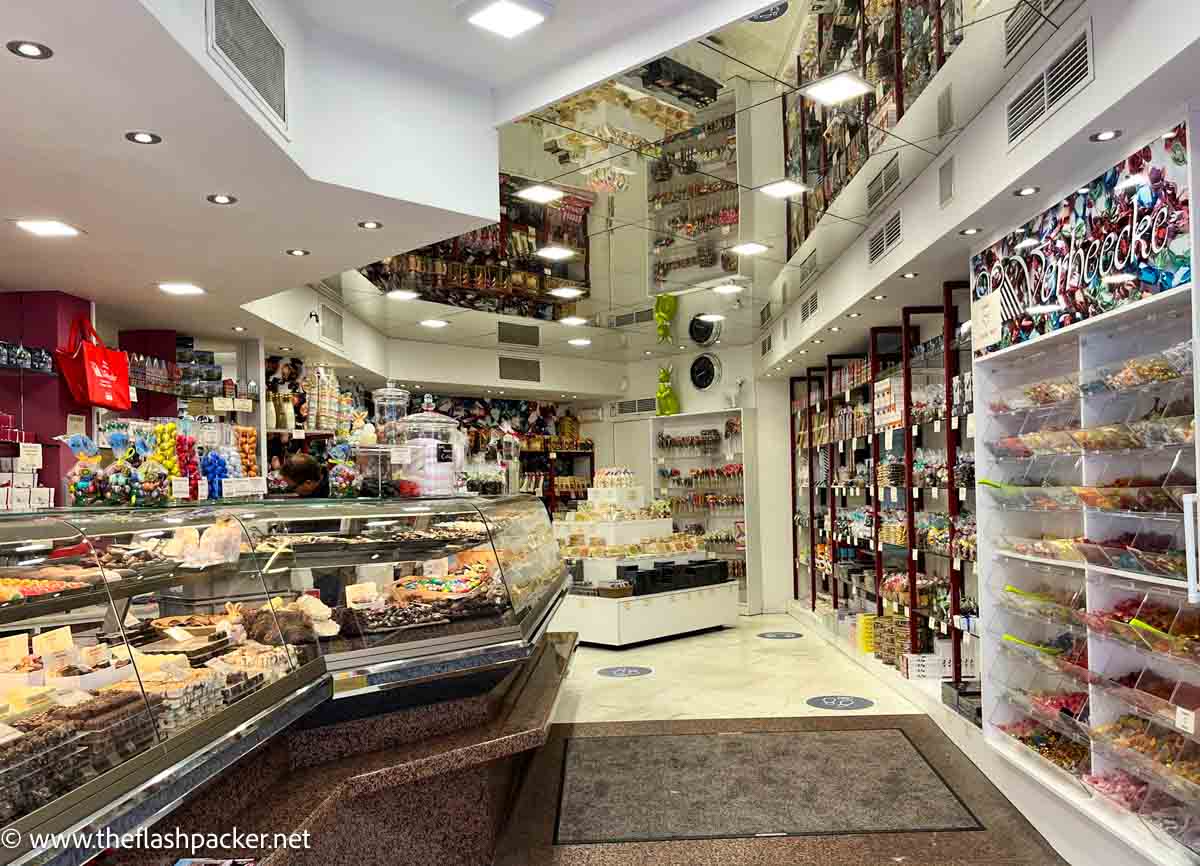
left=103, top=633, right=576, bottom=866
left=496, top=715, right=1068, bottom=866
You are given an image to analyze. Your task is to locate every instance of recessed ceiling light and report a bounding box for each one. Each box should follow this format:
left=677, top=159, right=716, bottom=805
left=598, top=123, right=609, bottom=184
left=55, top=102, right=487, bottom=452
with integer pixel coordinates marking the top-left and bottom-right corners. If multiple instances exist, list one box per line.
left=278, top=346, right=293, bottom=352
left=798, top=69, right=873, bottom=106
left=549, top=286, right=584, bottom=299
left=759, top=179, right=810, bottom=198
left=959, top=228, right=982, bottom=236
left=1014, top=186, right=1040, bottom=197
left=715, top=339, right=721, bottom=344
left=6, top=41, right=52, bottom=60
left=1089, top=129, right=1122, bottom=143
left=730, top=241, right=769, bottom=256
left=829, top=326, right=842, bottom=333
left=515, top=184, right=563, bottom=203
left=813, top=339, right=824, bottom=344
left=872, top=294, right=887, bottom=301
left=1102, top=273, right=1137, bottom=285
left=1076, top=187, right=1090, bottom=195
left=568, top=338, right=592, bottom=347
left=678, top=345, right=686, bottom=350
left=713, top=283, right=744, bottom=295
left=285, top=248, right=310, bottom=257
left=698, top=313, right=725, bottom=322
left=463, top=0, right=549, bottom=38
left=573, top=395, right=578, bottom=399
left=13, top=219, right=80, bottom=237
left=206, top=193, right=237, bottom=205
left=348, top=375, right=356, bottom=380
left=125, top=131, right=162, bottom=145
left=847, top=312, right=862, bottom=318
left=357, top=220, right=384, bottom=230
left=420, top=319, right=449, bottom=328
left=386, top=289, right=420, bottom=300
left=799, top=349, right=808, bottom=354
left=536, top=245, right=575, bottom=261
left=560, top=316, right=588, bottom=326
left=1015, top=237, right=1040, bottom=250
left=157, top=282, right=205, bottom=296
left=775, top=366, right=781, bottom=371
left=900, top=272, right=918, bottom=279
left=232, top=326, right=246, bottom=333
left=644, top=350, right=652, bottom=355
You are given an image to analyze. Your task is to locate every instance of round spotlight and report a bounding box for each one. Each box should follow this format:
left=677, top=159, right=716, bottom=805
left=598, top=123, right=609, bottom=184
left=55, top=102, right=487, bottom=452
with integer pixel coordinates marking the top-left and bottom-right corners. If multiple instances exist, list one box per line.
left=829, top=326, right=842, bottom=333
left=357, top=220, right=384, bottom=230
left=125, top=131, right=162, bottom=145
left=1014, top=186, right=1040, bottom=197
left=386, top=289, right=419, bottom=300
left=278, top=346, right=293, bottom=352
left=713, top=283, right=744, bottom=295
left=157, top=282, right=205, bottom=296
left=568, top=338, right=592, bottom=347
left=285, top=248, right=310, bottom=257
left=872, top=294, right=887, bottom=301
left=560, top=316, right=588, bottom=326
left=900, top=272, right=918, bottom=279
left=813, top=339, right=824, bottom=344
left=644, top=350, right=652, bottom=355
left=847, top=312, right=862, bottom=318
left=1089, top=130, right=1122, bottom=143
left=206, top=194, right=237, bottom=205
left=549, top=287, right=584, bottom=299
left=6, top=41, right=52, bottom=59
left=698, top=313, right=725, bottom=323
left=419, top=319, right=449, bottom=329
left=232, top=326, right=246, bottom=333
left=959, top=228, right=982, bottom=237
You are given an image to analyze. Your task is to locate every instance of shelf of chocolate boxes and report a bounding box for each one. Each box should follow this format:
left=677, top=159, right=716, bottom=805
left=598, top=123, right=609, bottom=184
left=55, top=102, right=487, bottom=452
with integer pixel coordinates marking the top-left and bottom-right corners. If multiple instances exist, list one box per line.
left=0, top=604, right=304, bottom=825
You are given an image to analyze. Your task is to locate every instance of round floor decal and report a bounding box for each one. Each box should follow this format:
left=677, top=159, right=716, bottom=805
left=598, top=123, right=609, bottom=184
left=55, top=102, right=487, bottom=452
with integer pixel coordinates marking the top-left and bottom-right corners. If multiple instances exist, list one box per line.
left=757, top=631, right=802, bottom=639
left=597, top=665, right=653, bottom=678
left=806, top=695, right=875, bottom=710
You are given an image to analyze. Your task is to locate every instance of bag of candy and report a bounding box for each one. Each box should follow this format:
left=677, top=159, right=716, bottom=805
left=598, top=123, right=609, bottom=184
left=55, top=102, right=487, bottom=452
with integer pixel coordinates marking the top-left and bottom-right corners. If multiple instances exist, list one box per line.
left=328, top=443, right=359, bottom=499
left=133, top=436, right=170, bottom=507
left=100, top=432, right=136, bottom=506
left=64, top=434, right=106, bottom=506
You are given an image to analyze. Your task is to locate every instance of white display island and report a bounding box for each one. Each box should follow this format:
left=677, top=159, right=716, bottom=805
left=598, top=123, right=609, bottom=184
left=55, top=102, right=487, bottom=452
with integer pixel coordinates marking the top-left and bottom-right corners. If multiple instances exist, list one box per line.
left=553, top=516, right=674, bottom=547
left=551, top=580, right=739, bottom=646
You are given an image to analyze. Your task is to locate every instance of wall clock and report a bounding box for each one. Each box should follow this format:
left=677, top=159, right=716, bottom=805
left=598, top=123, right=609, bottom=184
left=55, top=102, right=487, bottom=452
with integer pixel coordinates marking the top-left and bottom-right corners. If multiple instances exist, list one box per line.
left=690, top=353, right=722, bottom=391
left=688, top=314, right=722, bottom=347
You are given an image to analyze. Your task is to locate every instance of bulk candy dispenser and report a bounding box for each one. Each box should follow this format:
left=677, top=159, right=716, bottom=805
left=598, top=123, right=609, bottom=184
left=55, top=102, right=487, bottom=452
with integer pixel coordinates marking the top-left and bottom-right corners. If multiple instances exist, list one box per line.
left=394, top=395, right=466, bottom=496
left=372, top=381, right=411, bottom=445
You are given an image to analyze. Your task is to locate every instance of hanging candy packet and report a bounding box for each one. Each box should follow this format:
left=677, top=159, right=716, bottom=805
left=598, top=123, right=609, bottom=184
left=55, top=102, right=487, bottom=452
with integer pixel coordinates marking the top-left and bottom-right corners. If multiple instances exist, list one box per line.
left=101, top=432, right=136, bottom=506
left=327, top=443, right=359, bottom=499
left=133, top=436, right=170, bottom=507
left=64, top=434, right=106, bottom=506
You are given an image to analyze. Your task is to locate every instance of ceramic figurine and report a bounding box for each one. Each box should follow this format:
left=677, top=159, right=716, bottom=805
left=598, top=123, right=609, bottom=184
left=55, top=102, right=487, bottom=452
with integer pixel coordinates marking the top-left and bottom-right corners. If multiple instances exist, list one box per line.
left=656, top=365, right=680, bottom=416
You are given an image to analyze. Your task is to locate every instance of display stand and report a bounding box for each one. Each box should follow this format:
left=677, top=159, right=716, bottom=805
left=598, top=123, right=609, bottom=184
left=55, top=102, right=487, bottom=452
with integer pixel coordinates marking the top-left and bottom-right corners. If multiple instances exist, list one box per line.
left=553, top=581, right=739, bottom=647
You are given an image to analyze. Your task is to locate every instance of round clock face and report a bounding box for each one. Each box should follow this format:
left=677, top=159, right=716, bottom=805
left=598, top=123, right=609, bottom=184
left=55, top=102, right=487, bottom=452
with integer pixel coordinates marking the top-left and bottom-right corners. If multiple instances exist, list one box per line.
left=690, top=353, right=722, bottom=391
left=688, top=315, right=722, bottom=346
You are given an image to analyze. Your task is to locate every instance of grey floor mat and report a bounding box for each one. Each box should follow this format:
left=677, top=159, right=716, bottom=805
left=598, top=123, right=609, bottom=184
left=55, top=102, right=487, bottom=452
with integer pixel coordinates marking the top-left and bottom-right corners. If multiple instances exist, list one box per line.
left=555, top=729, right=982, bottom=843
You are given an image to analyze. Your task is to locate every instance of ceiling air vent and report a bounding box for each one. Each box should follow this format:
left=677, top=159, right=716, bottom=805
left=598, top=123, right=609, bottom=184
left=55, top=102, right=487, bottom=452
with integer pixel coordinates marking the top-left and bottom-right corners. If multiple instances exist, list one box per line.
left=207, top=0, right=288, bottom=134
left=319, top=304, right=343, bottom=347
left=498, top=356, right=541, bottom=382
left=759, top=302, right=773, bottom=328
left=612, top=397, right=657, bottom=416
left=761, top=334, right=773, bottom=357
left=938, top=84, right=953, bottom=137
left=868, top=226, right=887, bottom=264
left=498, top=321, right=540, bottom=348
left=1004, top=1, right=1040, bottom=61
left=607, top=305, right=655, bottom=328
left=800, top=287, right=819, bottom=323
left=884, top=211, right=902, bottom=249
left=866, top=154, right=900, bottom=212
left=939, top=156, right=955, bottom=208
left=1006, top=25, right=1092, bottom=148
left=868, top=211, right=903, bottom=264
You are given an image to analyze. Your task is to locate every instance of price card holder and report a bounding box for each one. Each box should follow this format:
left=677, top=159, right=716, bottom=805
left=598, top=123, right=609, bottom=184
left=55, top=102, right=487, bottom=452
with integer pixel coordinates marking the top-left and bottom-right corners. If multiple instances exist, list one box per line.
left=931, top=487, right=939, bottom=500
left=884, top=429, right=894, bottom=449
left=951, top=415, right=959, bottom=430
left=904, top=605, right=912, bottom=617
left=198, top=479, right=209, bottom=500
left=345, top=582, right=378, bottom=607
left=129, top=386, right=138, bottom=403
left=390, top=446, right=412, bottom=465
left=33, top=626, right=73, bottom=657
left=657, top=457, right=665, bottom=465
left=838, top=441, right=844, bottom=454
left=164, top=626, right=193, bottom=642
left=934, top=420, right=941, bottom=433
left=911, top=424, right=918, bottom=436
left=234, top=398, right=254, bottom=413
left=170, top=478, right=191, bottom=500
left=424, top=558, right=449, bottom=578
left=911, top=549, right=919, bottom=561
left=16, top=443, right=42, bottom=472
left=0, top=633, right=27, bottom=662
left=212, top=397, right=234, bottom=412
left=966, top=413, right=976, bottom=438
left=940, top=621, right=949, bottom=636
left=292, top=429, right=305, bottom=440
left=251, top=476, right=267, bottom=495
left=953, top=557, right=962, bottom=570
left=1177, top=707, right=1196, bottom=734
left=959, top=487, right=967, bottom=500
left=845, top=389, right=851, bottom=403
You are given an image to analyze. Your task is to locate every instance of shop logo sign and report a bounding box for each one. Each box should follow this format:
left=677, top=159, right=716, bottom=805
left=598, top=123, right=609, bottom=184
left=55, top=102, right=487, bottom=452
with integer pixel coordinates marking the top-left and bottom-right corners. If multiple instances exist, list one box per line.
left=596, top=665, right=653, bottom=678
left=806, top=695, right=875, bottom=710
left=971, top=125, right=1191, bottom=354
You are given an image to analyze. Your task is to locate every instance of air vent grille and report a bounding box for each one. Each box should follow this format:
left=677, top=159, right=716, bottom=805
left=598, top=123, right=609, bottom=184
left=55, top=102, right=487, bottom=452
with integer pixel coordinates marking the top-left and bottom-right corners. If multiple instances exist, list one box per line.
left=795, top=250, right=819, bottom=295
left=1006, top=25, right=1092, bottom=147
left=761, top=334, right=773, bottom=357
left=210, top=0, right=287, bottom=127
left=868, top=227, right=887, bottom=264
left=759, top=302, right=773, bottom=328
left=781, top=317, right=789, bottom=341
left=885, top=211, right=902, bottom=248
left=498, top=322, right=540, bottom=348
left=938, top=84, right=953, bottom=137
left=939, top=156, right=955, bottom=207
left=866, top=154, right=900, bottom=212
left=800, top=287, right=819, bottom=323
left=319, top=304, right=343, bottom=346
left=1004, top=1, right=1041, bottom=59
left=613, top=397, right=657, bottom=416
left=607, top=306, right=655, bottom=328
left=868, top=211, right=903, bottom=264
left=498, top=356, right=541, bottom=382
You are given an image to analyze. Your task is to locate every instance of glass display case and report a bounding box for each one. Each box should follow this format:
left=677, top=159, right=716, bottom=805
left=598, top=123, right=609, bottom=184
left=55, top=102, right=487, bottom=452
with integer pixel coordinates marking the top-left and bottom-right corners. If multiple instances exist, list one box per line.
left=0, top=494, right=566, bottom=857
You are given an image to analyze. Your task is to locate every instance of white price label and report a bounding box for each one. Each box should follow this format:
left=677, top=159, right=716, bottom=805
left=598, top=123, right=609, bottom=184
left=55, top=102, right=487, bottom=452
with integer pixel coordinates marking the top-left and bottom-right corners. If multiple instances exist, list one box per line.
left=66, top=414, right=86, bottom=438
left=292, top=429, right=305, bottom=439
left=911, top=424, right=918, bottom=436
left=839, top=441, right=844, bottom=454
left=931, top=487, right=939, bottom=500
left=877, top=540, right=883, bottom=552
left=904, top=605, right=911, bottom=617
left=940, top=620, right=949, bottom=636
left=129, top=386, right=138, bottom=403
left=911, top=549, right=919, bottom=561
left=1177, top=707, right=1196, bottom=734
left=212, top=397, right=234, bottom=411
left=951, top=415, right=959, bottom=430
left=657, top=457, right=665, bottom=465
left=170, top=478, right=190, bottom=499
left=884, top=429, right=894, bottom=449
left=16, top=443, right=42, bottom=472
left=959, top=487, right=967, bottom=500
left=197, top=479, right=209, bottom=500
left=390, top=446, right=412, bottom=465
left=234, top=398, right=254, bottom=413
left=966, top=413, right=976, bottom=438
left=250, top=476, right=267, bottom=495
left=845, top=389, right=851, bottom=403
left=934, top=420, right=941, bottom=433
left=424, top=558, right=449, bottom=578
left=851, top=437, right=858, bottom=451
left=953, top=557, right=962, bottom=570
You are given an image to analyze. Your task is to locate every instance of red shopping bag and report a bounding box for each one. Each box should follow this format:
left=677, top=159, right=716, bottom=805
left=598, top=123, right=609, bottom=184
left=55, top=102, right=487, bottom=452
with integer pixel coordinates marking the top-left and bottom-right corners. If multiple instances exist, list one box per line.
left=54, top=318, right=132, bottom=410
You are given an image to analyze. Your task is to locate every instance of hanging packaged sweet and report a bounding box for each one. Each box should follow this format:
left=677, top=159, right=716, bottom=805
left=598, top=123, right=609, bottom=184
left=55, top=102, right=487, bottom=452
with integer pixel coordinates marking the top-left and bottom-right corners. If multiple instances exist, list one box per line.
left=133, top=436, right=170, bottom=507
left=100, top=432, right=136, bottom=506
left=64, top=434, right=105, bottom=506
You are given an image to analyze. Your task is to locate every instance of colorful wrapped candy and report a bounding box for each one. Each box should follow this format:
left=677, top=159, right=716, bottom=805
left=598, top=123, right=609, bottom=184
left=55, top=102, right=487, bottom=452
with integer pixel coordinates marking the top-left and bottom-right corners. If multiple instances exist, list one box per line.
left=101, top=432, right=135, bottom=506
left=133, top=437, right=170, bottom=507
left=327, top=444, right=358, bottom=499
left=201, top=450, right=229, bottom=500
left=64, top=434, right=106, bottom=506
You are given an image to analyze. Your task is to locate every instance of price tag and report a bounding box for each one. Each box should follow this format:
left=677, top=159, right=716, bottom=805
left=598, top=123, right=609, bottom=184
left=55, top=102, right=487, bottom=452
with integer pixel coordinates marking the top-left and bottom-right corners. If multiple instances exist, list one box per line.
left=911, top=549, right=919, bottom=561
left=250, top=476, right=267, bottom=495
left=845, top=389, right=851, bottom=403
left=966, top=413, right=976, bottom=438
left=32, top=626, right=73, bottom=657
left=234, top=398, right=254, bottom=413
left=912, top=487, right=920, bottom=501
left=170, top=478, right=190, bottom=499
left=424, top=558, right=449, bottom=578
left=212, top=397, right=234, bottom=411
left=345, top=582, right=379, bottom=607
left=657, top=457, right=665, bottom=465
left=940, top=620, right=949, bottom=636
left=931, top=487, right=939, bottom=500
left=66, top=414, right=86, bottom=438
left=884, top=429, right=894, bottom=449
left=904, top=605, right=911, bottom=617
left=911, top=424, right=918, bottom=436
left=959, top=487, right=967, bottom=500
left=0, top=633, right=27, bottom=662
left=951, top=415, right=959, bottom=430
left=16, top=443, right=42, bottom=472
left=934, top=420, right=941, bottom=433
left=867, top=433, right=873, bottom=443
left=292, top=429, right=305, bottom=439
left=197, top=479, right=209, bottom=500
left=129, top=386, right=138, bottom=403
left=390, top=446, right=412, bottom=465
left=164, top=626, right=194, bottom=642
left=953, top=557, right=962, bottom=570
left=1177, top=707, right=1196, bottom=734
left=839, top=441, right=844, bottom=454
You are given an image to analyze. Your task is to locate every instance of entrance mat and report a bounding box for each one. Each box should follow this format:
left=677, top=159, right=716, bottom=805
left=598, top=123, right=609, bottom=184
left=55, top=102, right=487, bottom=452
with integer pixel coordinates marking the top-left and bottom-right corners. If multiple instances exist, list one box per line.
left=555, top=729, right=981, bottom=844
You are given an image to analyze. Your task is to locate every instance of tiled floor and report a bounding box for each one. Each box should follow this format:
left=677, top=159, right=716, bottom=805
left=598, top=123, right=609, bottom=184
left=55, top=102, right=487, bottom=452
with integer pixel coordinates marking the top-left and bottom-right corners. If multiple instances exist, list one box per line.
left=554, top=613, right=920, bottom=723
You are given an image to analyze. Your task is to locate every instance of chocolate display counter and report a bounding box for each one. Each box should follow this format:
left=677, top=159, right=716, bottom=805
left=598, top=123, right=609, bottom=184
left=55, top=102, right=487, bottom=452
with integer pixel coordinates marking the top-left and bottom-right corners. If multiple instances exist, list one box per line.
left=0, top=494, right=569, bottom=864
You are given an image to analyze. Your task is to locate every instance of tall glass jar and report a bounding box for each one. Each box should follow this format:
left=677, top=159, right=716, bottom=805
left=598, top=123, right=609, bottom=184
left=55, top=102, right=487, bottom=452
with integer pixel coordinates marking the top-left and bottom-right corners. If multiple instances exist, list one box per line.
left=372, top=381, right=411, bottom=445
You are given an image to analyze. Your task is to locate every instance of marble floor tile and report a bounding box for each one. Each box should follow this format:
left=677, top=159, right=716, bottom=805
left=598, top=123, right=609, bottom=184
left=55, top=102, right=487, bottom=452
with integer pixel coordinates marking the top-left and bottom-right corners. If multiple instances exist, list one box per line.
left=555, top=614, right=920, bottom=723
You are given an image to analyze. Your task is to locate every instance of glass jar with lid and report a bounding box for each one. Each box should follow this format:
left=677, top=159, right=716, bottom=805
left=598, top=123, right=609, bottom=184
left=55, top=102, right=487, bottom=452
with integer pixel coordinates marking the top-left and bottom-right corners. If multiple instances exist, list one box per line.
left=393, top=395, right=465, bottom=496
left=372, top=380, right=411, bottom=445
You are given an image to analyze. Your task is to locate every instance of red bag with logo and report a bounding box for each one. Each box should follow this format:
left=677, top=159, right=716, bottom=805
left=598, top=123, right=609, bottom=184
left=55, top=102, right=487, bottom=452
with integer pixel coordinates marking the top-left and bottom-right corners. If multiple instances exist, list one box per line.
left=55, top=318, right=132, bottom=411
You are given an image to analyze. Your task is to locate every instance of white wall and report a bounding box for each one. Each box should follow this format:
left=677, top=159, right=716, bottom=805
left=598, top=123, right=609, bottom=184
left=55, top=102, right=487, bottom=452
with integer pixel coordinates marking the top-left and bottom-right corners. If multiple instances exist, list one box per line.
left=754, top=377, right=794, bottom=612
left=625, top=344, right=756, bottom=413
left=242, top=286, right=388, bottom=374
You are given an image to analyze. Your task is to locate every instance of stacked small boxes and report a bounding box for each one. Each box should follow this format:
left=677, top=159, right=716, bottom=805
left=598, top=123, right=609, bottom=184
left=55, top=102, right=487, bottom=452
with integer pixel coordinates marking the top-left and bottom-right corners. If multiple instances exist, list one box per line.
left=857, top=614, right=876, bottom=654
left=0, top=459, right=54, bottom=511
left=873, top=615, right=909, bottom=667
